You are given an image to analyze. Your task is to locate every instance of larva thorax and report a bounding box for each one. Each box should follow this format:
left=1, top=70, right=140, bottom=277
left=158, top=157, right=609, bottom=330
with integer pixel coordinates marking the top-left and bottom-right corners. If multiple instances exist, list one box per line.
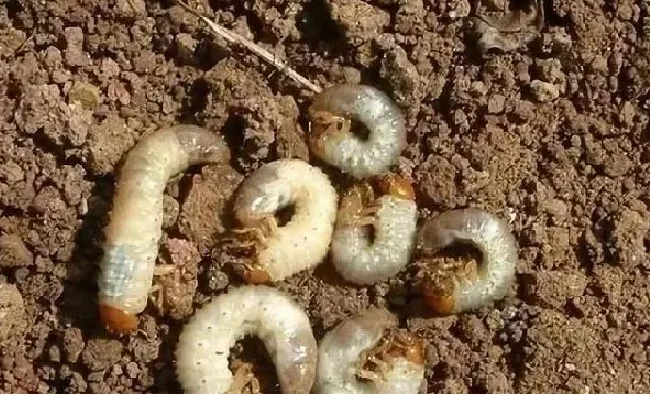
left=330, top=174, right=418, bottom=285
left=336, top=174, right=415, bottom=228
left=315, top=307, right=426, bottom=394
left=308, top=84, right=407, bottom=179
left=224, top=159, right=337, bottom=284
left=98, top=125, right=230, bottom=334
left=416, top=208, right=518, bottom=314
left=175, top=285, right=317, bottom=394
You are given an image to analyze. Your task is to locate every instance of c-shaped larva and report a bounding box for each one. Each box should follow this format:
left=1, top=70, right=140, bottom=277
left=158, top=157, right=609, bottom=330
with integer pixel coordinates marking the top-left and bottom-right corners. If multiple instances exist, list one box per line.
left=330, top=175, right=418, bottom=285
left=228, top=159, right=337, bottom=283
left=315, top=306, right=426, bottom=394
left=308, top=84, right=406, bottom=179
left=417, top=208, right=518, bottom=314
left=98, top=125, right=230, bottom=334
left=175, top=285, right=318, bottom=394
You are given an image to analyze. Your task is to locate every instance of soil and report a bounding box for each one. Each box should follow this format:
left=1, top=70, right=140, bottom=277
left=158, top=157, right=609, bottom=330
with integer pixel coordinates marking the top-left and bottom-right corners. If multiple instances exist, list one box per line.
left=1, top=0, right=649, bottom=393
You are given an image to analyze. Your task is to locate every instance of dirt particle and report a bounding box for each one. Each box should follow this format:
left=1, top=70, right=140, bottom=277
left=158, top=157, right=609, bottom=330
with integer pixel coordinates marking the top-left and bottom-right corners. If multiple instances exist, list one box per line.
left=114, top=0, right=146, bottom=18
left=125, top=361, right=139, bottom=379
left=395, top=0, right=425, bottom=34
left=48, top=345, right=61, bottom=362
left=610, top=206, right=650, bottom=266
left=312, top=285, right=371, bottom=330
left=483, top=0, right=507, bottom=11
left=85, top=115, right=135, bottom=176
left=472, top=363, right=513, bottom=393
left=328, top=0, right=390, bottom=46
left=63, top=327, right=84, bottom=363
left=448, top=0, right=471, bottom=18
left=0, top=234, right=34, bottom=268
left=540, top=198, right=568, bottom=220
left=179, top=164, right=243, bottom=254
left=521, top=270, right=588, bottom=309
left=32, top=186, right=66, bottom=215
left=274, top=96, right=310, bottom=161
left=205, top=261, right=230, bottom=292
left=152, top=238, right=201, bottom=320
left=380, top=46, right=425, bottom=110
left=68, top=81, right=102, bottom=110
left=602, top=153, right=632, bottom=177
left=63, top=27, right=89, bottom=67
left=14, top=84, right=93, bottom=146
left=327, top=65, right=362, bottom=85
left=162, top=195, right=179, bottom=229
left=529, top=80, right=560, bottom=102
left=42, top=47, right=62, bottom=69
left=435, top=378, right=470, bottom=394
left=0, top=26, right=27, bottom=58
left=81, top=338, right=123, bottom=372
left=327, top=0, right=389, bottom=65
left=0, top=162, right=24, bottom=186
left=175, top=33, right=198, bottom=65
left=416, top=155, right=458, bottom=209
left=129, top=337, right=159, bottom=364
left=550, top=29, right=572, bottom=53
left=487, top=94, right=505, bottom=114
left=0, top=284, right=26, bottom=343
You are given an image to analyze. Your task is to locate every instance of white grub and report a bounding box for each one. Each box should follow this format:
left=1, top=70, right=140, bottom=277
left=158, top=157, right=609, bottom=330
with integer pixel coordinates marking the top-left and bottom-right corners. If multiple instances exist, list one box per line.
left=98, top=125, right=230, bottom=333
left=175, top=285, right=317, bottom=394
left=230, top=159, right=337, bottom=283
left=308, top=84, right=406, bottom=179
left=331, top=175, right=418, bottom=285
left=417, top=208, right=518, bottom=314
left=315, top=307, right=426, bottom=394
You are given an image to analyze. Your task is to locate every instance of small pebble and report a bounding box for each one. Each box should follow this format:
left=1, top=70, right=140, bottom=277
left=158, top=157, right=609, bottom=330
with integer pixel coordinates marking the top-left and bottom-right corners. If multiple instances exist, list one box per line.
left=529, top=80, right=560, bottom=102
left=487, top=94, right=505, bottom=114
left=68, top=81, right=102, bottom=110
left=0, top=284, right=27, bottom=342
left=63, top=327, right=84, bottom=363
left=175, top=33, right=198, bottom=65
left=0, top=234, right=34, bottom=268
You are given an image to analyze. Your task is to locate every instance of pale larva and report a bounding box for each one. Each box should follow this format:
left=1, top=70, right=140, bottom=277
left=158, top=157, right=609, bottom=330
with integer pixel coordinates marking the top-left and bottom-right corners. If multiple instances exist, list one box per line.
left=315, top=306, right=426, bottom=394
left=228, top=159, right=337, bottom=283
left=175, top=285, right=317, bottom=394
left=330, top=175, right=418, bottom=285
left=98, top=125, right=230, bottom=334
left=417, top=208, right=518, bottom=314
left=308, top=84, right=406, bottom=179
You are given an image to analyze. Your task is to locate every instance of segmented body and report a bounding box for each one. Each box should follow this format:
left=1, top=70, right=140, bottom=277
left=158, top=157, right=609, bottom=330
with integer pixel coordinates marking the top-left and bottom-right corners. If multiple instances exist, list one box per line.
left=417, top=208, right=518, bottom=314
left=98, top=125, right=230, bottom=333
left=315, top=307, right=426, bottom=394
left=175, top=285, right=318, bottom=394
left=308, top=84, right=406, bottom=179
left=330, top=176, right=418, bottom=285
left=231, top=159, right=338, bottom=283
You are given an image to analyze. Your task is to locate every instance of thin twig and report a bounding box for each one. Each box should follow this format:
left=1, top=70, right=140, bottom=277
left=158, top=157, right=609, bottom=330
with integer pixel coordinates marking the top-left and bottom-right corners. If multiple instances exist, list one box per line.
left=175, top=0, right=323, bottom=93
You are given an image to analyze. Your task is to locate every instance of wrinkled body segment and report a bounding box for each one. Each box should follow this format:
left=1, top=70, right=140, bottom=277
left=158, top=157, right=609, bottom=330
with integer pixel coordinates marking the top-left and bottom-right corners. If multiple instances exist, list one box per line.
left=315, top=307, right=426, bottom=394
left=331, top=175, right=418, bottom=285
left=98, top=125, right=230, bottom=333
left=308, top=84, right=406, bottom=179
left=175, top=285, right=318, bottom=394
left=417, top=208, right=518, bottom=314
left=230, top=159, right=338, bottom=283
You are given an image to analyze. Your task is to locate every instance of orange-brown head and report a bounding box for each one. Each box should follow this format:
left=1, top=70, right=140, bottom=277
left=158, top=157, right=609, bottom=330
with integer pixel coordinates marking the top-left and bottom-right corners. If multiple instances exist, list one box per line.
left=99, top=304, right=138, bottom=334
left=387, top=332, right=426, bottom=365
left=308, top=110, right=350, bottom=148
left=375, top=174, right=416, bottom=201
left=241, top=267, right=271, bottom=284
left=403, top=336, right=425, bottom=365
left=421, top=280, right=456, bottom=315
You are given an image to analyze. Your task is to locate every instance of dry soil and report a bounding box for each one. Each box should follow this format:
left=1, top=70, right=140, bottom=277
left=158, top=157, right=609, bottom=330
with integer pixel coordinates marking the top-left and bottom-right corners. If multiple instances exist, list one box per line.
left=0, top=0, right=649, bottom=393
